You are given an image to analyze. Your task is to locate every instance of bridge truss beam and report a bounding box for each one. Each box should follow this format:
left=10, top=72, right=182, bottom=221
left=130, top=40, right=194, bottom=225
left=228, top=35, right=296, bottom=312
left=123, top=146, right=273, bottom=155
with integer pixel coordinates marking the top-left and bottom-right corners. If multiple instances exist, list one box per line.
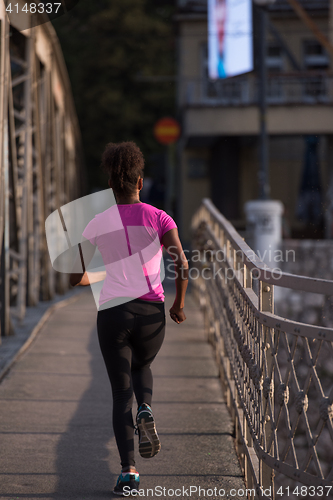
left=0, top=3, right=83, bottom=338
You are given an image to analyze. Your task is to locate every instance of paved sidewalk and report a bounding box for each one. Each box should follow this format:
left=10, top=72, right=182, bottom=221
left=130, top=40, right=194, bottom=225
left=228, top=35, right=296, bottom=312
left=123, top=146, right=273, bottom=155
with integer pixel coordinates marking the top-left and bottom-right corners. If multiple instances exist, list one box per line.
left=0, top=290, right=244, bottom=500
left=0, top=287, right=83, bottom=380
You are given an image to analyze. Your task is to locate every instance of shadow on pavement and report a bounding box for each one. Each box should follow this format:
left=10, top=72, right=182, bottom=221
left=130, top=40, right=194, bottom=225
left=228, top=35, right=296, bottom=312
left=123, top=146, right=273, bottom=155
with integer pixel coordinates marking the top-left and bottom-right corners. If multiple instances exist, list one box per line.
left=54, top=326, right=117, bottom=499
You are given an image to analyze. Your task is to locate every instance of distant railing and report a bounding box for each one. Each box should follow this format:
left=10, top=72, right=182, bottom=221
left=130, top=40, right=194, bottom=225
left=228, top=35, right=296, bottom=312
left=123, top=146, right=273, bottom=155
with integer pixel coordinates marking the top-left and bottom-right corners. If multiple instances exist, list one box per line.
left=177, top=0, right=206, bottom=9
left=191, top=199, right=333, bottom=500
left=184, top=73, right=333, bottom=106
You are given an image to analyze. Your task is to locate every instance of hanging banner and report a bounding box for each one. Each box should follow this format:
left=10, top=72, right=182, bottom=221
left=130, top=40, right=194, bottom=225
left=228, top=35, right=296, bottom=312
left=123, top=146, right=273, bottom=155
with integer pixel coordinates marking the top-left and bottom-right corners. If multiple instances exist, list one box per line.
left=208, top=0, right=253, bottom=79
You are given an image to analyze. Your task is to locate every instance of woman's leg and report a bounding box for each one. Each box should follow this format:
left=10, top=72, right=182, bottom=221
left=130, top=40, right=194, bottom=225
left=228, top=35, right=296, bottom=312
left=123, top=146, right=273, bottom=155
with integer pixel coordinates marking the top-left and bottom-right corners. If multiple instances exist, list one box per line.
left=130, top=302, right=166, bottom=408
left=96, top=301, right=165, bottom=468
left=97, top=306, right=136, bottom=469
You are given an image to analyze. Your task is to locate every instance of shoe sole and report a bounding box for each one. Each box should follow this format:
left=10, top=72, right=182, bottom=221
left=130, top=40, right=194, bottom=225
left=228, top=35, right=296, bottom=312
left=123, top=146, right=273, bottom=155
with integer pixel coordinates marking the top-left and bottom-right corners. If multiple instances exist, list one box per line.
left=137, top=414, right=161, bottom=458
left=113, top=489, right=139, bottom=497
left=113, top=482, right=140, bottom=496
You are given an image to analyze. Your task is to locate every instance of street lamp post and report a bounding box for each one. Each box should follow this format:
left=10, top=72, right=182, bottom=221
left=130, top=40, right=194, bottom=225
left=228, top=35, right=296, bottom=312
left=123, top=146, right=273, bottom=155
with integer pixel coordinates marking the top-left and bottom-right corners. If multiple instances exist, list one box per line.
left=245, top=0, right=283, bottom=272
left=253, top=0, right=276, bottom=200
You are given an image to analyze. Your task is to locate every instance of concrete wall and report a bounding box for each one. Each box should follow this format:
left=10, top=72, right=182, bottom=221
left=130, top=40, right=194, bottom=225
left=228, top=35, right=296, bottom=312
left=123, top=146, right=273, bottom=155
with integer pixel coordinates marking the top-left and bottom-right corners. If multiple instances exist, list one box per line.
left=275, top=240, right=333, bottom=327
left=185, top=106, right=333, bottom=136
left=179, top=147, right=211, bottom=244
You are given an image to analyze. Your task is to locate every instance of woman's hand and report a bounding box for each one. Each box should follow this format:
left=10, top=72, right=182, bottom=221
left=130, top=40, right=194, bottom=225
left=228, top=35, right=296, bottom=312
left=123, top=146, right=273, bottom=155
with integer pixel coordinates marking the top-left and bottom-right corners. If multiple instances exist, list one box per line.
left=86, top=270, right=106, bottom=284
left=70, top=240, right=97, bottom=287
left=71, top=270, right=106, bottom=286
left=162, top=228, right=189, bottom=325
left=169, top=305, right=186, bottom=324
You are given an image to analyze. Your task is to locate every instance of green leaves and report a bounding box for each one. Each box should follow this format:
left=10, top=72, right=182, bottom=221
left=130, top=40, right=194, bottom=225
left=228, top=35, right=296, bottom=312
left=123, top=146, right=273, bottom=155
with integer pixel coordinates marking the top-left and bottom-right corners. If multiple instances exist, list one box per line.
left=53, top=0, right=175, bottom=187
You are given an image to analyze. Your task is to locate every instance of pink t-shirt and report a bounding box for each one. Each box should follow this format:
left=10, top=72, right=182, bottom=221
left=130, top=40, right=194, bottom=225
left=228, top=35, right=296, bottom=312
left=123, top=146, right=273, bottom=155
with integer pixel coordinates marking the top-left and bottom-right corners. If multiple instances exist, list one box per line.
left=82, top=202, right=177, bottom=306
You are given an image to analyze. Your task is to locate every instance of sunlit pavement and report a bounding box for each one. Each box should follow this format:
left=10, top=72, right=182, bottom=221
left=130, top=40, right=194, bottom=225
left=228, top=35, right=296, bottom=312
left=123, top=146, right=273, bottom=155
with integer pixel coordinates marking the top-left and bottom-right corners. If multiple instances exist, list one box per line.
left=0, top=290, right=244, bottom=499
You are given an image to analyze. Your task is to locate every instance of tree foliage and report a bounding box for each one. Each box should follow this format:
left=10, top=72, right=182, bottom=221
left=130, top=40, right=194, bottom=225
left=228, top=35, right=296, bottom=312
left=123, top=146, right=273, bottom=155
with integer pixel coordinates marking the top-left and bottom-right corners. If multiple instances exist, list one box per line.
left=53, top=0, right=175, bottom=189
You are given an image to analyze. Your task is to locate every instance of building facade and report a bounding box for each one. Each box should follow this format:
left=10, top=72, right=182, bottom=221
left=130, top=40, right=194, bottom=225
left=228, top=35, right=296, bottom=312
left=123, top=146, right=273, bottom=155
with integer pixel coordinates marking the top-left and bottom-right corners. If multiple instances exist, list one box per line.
left=175, top=0, right=333, bottom=243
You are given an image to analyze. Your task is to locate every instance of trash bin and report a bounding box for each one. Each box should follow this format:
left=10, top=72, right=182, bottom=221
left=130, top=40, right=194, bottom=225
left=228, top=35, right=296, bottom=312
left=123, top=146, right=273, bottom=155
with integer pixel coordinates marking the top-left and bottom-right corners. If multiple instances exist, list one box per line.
left=244, top=200, right=284, bottom=267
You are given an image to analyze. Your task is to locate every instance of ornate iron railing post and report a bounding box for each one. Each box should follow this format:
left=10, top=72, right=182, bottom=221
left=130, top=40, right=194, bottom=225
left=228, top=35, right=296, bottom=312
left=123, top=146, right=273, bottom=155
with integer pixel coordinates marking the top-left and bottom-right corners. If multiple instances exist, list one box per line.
left=259, top=281, right=275, bottom=498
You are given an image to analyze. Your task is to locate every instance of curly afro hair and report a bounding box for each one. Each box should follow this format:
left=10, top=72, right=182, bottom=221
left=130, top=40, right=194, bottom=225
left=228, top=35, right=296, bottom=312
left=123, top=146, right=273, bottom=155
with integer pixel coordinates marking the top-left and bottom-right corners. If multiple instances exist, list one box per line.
left=101, top=141, right=145, bottom=195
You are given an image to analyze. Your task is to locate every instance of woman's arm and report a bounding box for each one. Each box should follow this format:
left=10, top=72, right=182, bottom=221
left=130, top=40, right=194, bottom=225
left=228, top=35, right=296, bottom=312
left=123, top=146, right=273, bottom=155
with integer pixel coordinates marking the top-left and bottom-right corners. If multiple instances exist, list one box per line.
left=71, top=270, right=107, bottom=286
left=161, top=228, right=189, bottom=324
left=70, top=239, right=102, bottom=287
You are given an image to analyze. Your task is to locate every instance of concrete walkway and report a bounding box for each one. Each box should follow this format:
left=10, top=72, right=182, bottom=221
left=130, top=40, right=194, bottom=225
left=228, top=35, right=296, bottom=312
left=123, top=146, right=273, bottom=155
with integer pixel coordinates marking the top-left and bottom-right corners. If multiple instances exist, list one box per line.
left=0, top=290, right=244, bottom=500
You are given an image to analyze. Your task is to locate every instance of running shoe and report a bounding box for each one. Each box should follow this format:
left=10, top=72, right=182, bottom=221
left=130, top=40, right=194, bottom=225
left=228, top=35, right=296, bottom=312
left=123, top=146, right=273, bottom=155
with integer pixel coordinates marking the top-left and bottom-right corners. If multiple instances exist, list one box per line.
left=113, top=472, right=140, bottom=496
left=136, top=403, right=161, bottom=458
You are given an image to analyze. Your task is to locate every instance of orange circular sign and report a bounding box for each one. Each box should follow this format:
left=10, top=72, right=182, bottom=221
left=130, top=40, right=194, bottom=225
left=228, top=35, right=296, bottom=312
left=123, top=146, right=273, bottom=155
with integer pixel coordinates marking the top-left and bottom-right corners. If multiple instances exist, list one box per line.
left=154, top=117, right=181, bottom=145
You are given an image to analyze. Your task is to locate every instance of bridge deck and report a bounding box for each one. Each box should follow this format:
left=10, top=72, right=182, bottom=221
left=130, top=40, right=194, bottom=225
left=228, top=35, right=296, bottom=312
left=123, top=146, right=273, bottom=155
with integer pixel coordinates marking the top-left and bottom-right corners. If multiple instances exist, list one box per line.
left=0, top=291, right=244, bottom=499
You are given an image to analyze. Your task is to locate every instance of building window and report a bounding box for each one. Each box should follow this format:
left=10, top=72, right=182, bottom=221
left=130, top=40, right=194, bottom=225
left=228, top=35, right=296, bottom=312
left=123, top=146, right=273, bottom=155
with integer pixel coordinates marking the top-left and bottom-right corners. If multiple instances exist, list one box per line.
left=303, top=40, right=329, bottom=71
left=266, top=43, right=284, bottom=73
left=187, top=157, right=208, bottom=179
left=303, top=41, right=328, bottom=100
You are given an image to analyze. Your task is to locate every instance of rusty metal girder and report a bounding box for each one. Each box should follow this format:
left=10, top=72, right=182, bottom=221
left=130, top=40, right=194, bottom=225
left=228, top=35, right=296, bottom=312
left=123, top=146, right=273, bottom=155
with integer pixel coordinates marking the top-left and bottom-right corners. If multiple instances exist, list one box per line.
left=0, top=6, right=83, bottom=338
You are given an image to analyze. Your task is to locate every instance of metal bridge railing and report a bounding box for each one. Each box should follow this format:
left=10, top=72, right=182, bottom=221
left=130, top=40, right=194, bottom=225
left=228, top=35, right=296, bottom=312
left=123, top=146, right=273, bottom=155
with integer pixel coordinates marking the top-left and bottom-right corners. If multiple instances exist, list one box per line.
left=0, top=5, right=83, bottom=337
left=191, top=199, right=333, bottom=500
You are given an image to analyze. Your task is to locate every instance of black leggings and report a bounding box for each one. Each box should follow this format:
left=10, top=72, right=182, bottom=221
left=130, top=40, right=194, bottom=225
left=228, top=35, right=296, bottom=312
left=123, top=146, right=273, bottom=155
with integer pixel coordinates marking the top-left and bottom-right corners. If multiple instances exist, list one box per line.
left=97, top=298, right=166, bottom=468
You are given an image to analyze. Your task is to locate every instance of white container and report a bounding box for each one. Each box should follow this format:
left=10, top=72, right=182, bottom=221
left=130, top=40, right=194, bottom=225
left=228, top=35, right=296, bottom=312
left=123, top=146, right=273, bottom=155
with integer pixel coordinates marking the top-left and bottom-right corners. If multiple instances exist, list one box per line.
left=244, top=200, right=284, bottom=267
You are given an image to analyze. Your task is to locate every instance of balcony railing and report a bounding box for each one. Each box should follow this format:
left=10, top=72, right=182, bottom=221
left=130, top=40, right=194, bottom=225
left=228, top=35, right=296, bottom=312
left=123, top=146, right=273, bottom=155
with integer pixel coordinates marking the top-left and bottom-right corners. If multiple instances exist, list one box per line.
left=177, top=0, right=329, bottom=11
left=184, top=73, right=333, bottom=106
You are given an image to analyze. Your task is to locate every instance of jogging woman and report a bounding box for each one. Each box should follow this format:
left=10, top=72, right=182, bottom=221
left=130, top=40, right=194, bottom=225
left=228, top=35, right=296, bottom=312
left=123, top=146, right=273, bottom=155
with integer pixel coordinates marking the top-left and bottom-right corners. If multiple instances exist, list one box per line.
left=70, top=142, right=189, bottom=495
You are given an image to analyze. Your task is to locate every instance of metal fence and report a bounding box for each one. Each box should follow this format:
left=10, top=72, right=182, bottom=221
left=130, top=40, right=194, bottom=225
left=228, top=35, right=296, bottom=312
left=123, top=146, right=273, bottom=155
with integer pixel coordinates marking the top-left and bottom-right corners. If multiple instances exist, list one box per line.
left=191, top=199, right=333, bottom=499
left=0, top=5, right=83, bottom=337
left=184, top=73, right=333, bottom=107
